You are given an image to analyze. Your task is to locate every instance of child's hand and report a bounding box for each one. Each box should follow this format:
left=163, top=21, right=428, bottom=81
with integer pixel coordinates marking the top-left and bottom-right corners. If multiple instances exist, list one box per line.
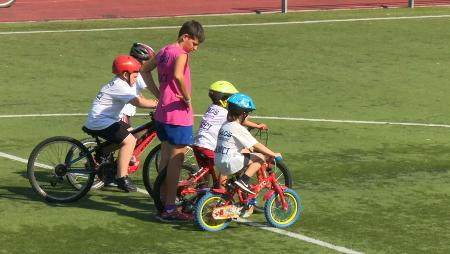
left=257, top=123, right=268, bottom=130
left=151, top=99, right=159, bottom=108
left=175, top=94, right=191, bottom=107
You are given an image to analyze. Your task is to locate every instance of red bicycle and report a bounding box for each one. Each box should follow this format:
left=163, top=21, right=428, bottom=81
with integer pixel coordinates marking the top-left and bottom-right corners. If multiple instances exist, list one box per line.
left=195, top=157, right=301, bottom=231
left=152, top=129, right=292, bottom=214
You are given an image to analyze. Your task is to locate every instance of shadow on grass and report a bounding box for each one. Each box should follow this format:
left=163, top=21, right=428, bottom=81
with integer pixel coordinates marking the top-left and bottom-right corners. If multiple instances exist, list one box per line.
left=0, top=185, right=197, bottom=229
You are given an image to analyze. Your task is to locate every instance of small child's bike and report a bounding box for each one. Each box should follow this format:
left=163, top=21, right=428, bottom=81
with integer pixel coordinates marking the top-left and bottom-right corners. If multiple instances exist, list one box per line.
left=195, top=157, right=301, bottom=231
left=152, top=129, right=292, bottom=214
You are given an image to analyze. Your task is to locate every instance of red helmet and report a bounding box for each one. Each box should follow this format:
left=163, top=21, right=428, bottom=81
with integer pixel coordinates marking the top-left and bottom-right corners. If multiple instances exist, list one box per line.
left=112, top=55, right=141, bottom=75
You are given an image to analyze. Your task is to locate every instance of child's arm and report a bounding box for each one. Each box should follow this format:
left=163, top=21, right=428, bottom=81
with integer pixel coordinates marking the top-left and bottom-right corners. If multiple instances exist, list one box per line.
left=130, top=95, right=158, bottom=108
left=140, top=58, right=160, bottom=99
left=252, top=142, right=281, bottom=159
left=173, top=54, right=191, bottom=106
left=242, top=118, right=268, bottom=130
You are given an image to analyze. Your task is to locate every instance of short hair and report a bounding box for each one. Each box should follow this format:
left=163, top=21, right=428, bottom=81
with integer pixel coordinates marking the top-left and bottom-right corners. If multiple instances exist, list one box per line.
left=178, top=20, right=205, bottom=43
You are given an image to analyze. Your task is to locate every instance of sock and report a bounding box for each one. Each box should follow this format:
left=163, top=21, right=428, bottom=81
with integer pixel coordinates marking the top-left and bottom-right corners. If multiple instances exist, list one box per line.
left=241, top=174, right=250, bottom=184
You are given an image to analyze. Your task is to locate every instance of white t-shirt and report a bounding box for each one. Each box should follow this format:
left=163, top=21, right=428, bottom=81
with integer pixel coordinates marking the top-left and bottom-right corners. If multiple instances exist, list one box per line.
left=214, top=121, right=258, bottom=175
left=84, top=76, right=137, bottom=130
left=119, top=74, right=147, bottom=118
left=194, top=104, right=228, bottom=151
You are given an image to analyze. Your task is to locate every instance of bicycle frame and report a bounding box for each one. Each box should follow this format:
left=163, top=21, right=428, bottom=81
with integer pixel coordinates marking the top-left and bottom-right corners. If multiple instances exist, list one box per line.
left=211, top=158, right=289, bottom=212
left=128, top=121, right=157, bottom=173
left=178, top=163, right=219, bottom=196
left=79, top=115, right=158, bottom=175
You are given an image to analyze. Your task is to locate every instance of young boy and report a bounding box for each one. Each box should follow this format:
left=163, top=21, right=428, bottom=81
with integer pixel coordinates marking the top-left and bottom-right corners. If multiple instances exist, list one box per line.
left=193, top=81, right=267, bottom=189
left=142, top=20, right=205, bottom=221
left=83, top=55, right=158, bottom=192
left=119, top=42, right=159, bottom=124
left=214, top=93, right=281, bottom=194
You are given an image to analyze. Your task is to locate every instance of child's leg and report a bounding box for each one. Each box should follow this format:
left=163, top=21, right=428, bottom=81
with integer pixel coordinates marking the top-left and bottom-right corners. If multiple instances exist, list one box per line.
left=158, top=141, right=171, bottom=173
left=193, top=146, right=215, bottom=186
left=241, top=153, right=265, bottom=180
left=163, top=143, right=186, bottom=209
left=218, top=174, right=228, bottom=190
left=117, top=133, right=137, bottom=177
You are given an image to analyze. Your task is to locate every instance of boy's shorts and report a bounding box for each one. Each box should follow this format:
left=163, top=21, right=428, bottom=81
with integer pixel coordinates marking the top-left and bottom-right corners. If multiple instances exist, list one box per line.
left=214, top=153, right=250, bottom=176
left=83, top=121, right=131, bottom=144
left=193, top=146, right=215, bottom=169
left=155, top=121, right=193, bottom=145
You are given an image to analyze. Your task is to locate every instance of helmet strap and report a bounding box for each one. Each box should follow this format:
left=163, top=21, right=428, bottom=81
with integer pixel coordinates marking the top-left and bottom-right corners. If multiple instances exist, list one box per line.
left=239, top=113, right=249, bottom=124
left=219, top=99, right=228, bottom=108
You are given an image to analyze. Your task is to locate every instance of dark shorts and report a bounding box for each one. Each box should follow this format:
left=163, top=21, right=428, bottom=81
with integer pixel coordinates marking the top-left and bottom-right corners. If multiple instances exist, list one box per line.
left=155, top=121, right=193, bottom=145
left=83, top=121, right=131, bottom=144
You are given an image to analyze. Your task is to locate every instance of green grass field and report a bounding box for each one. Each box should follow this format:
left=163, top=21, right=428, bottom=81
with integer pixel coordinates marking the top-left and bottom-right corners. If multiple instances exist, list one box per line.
left=1, top=7, right=450, bottom=254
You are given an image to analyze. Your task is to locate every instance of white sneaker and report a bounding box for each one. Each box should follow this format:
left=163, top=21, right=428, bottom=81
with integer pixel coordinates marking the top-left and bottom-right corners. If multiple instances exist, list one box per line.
left=234, top=179, right=255, bottom=194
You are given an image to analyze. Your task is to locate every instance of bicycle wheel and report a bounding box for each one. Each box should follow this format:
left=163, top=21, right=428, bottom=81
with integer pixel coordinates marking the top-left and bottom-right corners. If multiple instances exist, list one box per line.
left=142, top=144, right=199, bottom=197
left=152, top=165, right=197, bottom=214
left=265, top=188, right=301, bottom=228
left=195, top=193, right=231, bottom=231
left=142, top=144, right=161, bottom=196
left=66, top=137, right=105, bottom=190
left=252, top=159, right=292, bottom=213
left=27, top=136, right=96, bottom=203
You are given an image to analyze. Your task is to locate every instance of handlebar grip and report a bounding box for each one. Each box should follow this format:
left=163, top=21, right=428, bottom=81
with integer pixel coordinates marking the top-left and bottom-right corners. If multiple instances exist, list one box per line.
left=275, top=155, right=283, bottom=162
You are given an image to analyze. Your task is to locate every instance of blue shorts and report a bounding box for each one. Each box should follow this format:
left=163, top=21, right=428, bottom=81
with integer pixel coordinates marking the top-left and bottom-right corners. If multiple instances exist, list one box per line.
left=155, top=121, right=193, bottom=145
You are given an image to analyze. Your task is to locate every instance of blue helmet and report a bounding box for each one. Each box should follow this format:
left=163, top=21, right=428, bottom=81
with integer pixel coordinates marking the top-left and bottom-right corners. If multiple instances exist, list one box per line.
left=227, top=93, right=256, bottom=115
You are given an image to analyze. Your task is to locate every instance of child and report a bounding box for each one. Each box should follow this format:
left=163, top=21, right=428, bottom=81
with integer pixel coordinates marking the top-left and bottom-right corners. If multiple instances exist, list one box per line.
left=83, top=55, right=158, bottom=192
left=214, top=93, right=281, bottom=194
left=142, top=20, right=205, bottom=221
left=193, top=80, right=267, bottom=189
left=119, top=42, right=159, bottom=124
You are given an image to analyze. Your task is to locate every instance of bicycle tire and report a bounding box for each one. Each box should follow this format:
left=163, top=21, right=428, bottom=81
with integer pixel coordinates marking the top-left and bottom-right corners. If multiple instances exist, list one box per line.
left=195, top=193, right=231, bottom=231
left=253, top=159, right=292, bottom=213
left=152, top=165, right=197, bottom=214
left=142, top=144, right=162, bottom=197
left=142, top=144, right=199, bottom=198
left=265, top=188, right=301, bottom=228
left=27, top=136, right=96, bottom=203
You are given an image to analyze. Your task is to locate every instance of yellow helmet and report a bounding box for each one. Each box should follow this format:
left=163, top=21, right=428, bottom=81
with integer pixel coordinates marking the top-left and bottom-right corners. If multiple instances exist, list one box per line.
left=209, top=80, right=239, bottom=94
left=208, top=81, right=239, bottom=108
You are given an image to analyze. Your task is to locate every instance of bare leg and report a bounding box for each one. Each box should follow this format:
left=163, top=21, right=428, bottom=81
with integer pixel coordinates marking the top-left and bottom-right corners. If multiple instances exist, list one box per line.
left=117, top=134, right=136, bottom=177
left=158, top=141, right=171, bottom=173
left=164, top=144, right=186, bottom=207
left=218, top=174, right=228, bottom=190
left=243, top=153, right=265, bottom=178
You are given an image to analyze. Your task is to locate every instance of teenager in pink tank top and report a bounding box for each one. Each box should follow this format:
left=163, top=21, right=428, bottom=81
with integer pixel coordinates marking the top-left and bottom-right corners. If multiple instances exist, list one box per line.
left=154, top=44, right=193, bottom=126
left=141, top=20, right=205, bottom=221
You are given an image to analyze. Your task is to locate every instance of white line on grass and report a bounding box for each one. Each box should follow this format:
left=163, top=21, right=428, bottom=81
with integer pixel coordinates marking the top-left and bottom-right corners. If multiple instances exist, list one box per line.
left=0, top=151, right=29, bottom=164
left=2, top=113, right=450, bottom=129
left=1, top=150, right=364, bottom=254
left=237, top=218, right=364, bottom=254
left=1, top=14, right=450, bottom=35
left=0, top=113, right=86, bottom=118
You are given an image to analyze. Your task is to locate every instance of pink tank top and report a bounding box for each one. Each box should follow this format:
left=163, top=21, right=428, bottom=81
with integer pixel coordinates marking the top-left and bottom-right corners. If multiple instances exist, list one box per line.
left=154, top=44, right=193, bottom=126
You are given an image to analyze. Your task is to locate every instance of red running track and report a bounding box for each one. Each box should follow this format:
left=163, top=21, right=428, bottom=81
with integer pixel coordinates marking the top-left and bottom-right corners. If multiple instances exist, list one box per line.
left=0, top=0, right=449, bottom=22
